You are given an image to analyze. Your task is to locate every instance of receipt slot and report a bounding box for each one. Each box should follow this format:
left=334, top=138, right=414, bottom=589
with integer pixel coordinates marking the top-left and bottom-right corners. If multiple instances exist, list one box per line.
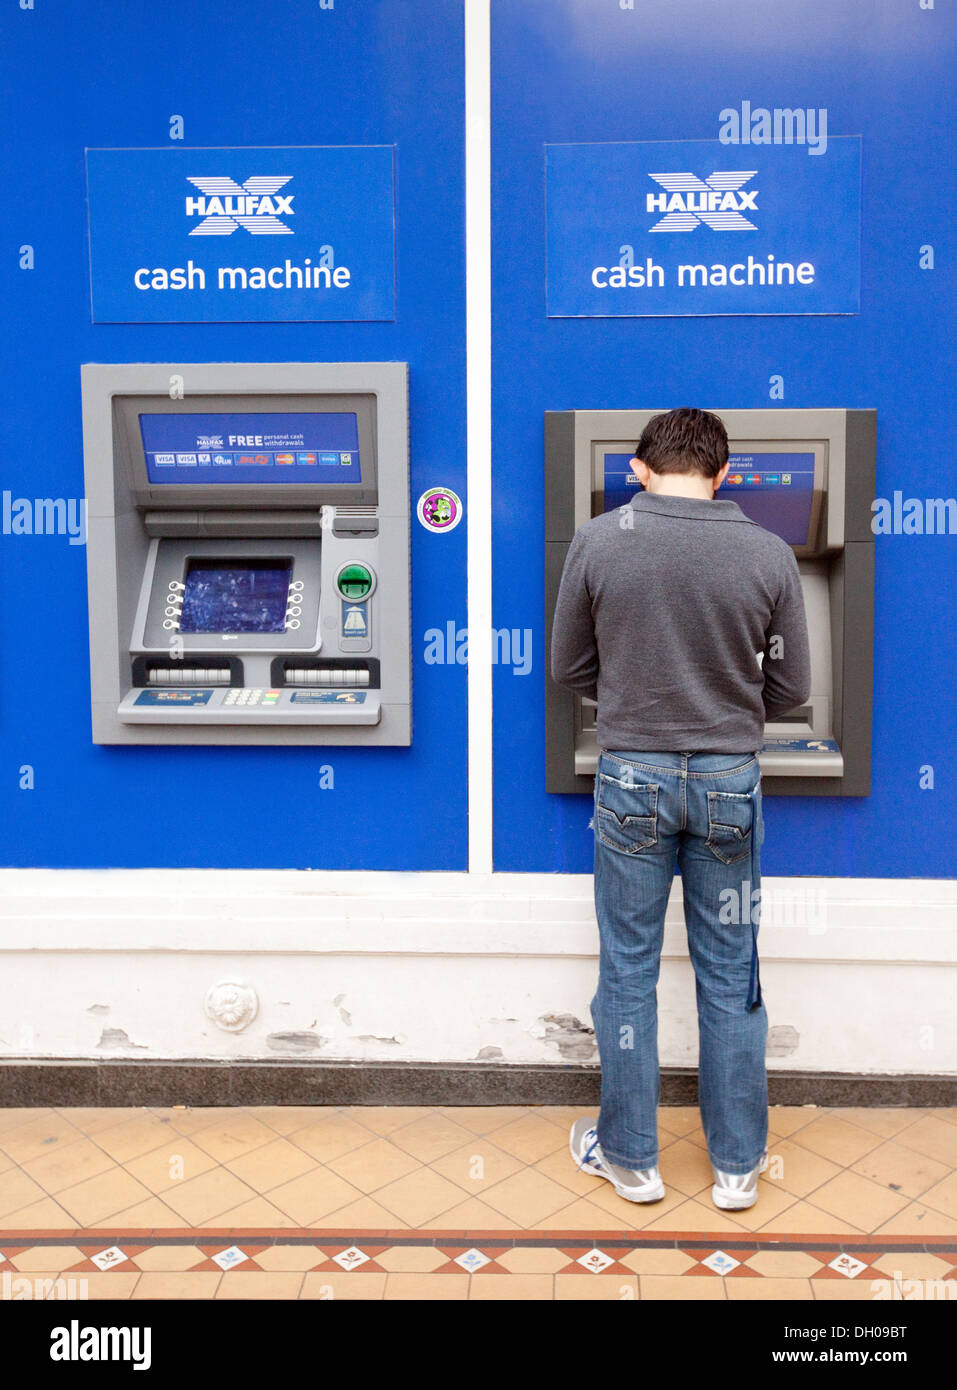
left=82, top=361, right=410, bottom=745
left=545, top=408, right=875, bottom=796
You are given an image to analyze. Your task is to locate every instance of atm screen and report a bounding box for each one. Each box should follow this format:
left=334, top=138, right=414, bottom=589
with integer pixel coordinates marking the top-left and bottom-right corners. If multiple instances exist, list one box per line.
left=179, top=559, right=291, bottom=634
left=140, top=411, right=361, bottom=486
left=602, top=451, right=816, bottom=547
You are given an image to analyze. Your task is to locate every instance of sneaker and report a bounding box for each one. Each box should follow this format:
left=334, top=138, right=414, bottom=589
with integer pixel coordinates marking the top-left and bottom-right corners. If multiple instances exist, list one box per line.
left=569, top=1117, right=665, bottom=1204
left=711, top=1151, right=769, bottom=1210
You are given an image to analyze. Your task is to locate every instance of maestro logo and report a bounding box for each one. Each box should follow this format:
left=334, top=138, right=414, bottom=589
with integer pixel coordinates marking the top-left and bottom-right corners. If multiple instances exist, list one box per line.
left=185, top=176, right=295, bottom=236
left=647, top=171, right=758, bottom=232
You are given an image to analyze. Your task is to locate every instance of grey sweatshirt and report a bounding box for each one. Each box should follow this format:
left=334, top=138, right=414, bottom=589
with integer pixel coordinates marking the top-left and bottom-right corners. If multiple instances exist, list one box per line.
left=550, top=491, right=811, bottom=753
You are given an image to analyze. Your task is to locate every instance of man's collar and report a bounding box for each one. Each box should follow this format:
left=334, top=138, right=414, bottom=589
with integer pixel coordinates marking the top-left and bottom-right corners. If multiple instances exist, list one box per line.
left=628, top=490, right=752, bottom=522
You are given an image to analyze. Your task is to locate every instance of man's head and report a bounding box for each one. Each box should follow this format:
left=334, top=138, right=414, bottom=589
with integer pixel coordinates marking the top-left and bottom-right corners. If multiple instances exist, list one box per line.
left=632, top=408, right=730, bottom=494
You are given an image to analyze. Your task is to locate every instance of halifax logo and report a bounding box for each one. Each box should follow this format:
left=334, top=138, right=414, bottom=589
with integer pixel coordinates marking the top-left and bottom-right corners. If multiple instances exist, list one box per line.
left=647, top=171, right=758, bottom=232
left=186, top=176, right=295, bottom=236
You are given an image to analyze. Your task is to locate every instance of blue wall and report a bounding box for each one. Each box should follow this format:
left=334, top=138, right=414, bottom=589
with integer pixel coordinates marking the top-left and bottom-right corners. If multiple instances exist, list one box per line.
left=0, top=0, right=466, bottom=870
left=492, top=0, right=957, bottom=876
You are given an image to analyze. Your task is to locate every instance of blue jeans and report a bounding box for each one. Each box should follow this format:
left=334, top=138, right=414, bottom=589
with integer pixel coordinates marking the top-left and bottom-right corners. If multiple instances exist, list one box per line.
left=591, top=750, right=768, bottom=1176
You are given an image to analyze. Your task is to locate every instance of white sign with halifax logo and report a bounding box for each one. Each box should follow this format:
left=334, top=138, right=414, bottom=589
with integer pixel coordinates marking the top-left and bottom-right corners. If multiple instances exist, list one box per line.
left=86, top=145, right=396, bottom=322
left=545, top=138, right=861, bottom=317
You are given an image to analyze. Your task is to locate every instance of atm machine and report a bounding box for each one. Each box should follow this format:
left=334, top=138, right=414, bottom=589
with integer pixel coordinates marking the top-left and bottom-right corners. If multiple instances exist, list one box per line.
left=82, top=361, right=410, bottom=745
left=545, top=408, right=875, bottom=796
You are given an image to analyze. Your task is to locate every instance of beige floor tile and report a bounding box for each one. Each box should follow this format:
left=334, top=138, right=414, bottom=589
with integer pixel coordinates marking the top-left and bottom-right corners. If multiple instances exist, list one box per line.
left=532, top=1146, right=607, bottom=1197
left=3, top=1270, right=86, bottom=1298
left=718, top=1185, right=800, bottom=1232
left=422, top=1195, right=522, bottom=1230
left=870, top=1251, right=956, bottom=1280
left=916, top=1169, right=957, bottom=1221
left=556, top=1273, right=637, bottom=1300
left=347, top=1107, right=433, bottom=1137
left=0, top=1196, right=77, bottom=1229
left=642, top=1197, right=749, bottom=1232
left=435, top=1106, right=528, bottom=1135
left=619, top=1248, right=698, bottom=1275
left=59, top=1108, right=143, bottom=1137
left=657, top=1108, right=706, bottom=1140
left=640, top=1274, right=726, bottom=1299
left=55, top=1169, right=154, bottom=1226
left=90, top=1196, right=186, bottom=1229
left=833, top=1107, right=927, bottom=1140
left=658, top=1138, right=714, bottom=1197
left=308, top=1195, right=404, bottom=1229
left=89, top=1114, right=180, bottom=1165
left=325, top=1137, right=421, bottom=1193
left=0, top=1167, right=47, bottom=1218
left=872, top=1201, right=957, bottom=1235
left=488, top=1113, right=568, bottom=1164
left=269, top=1167, right=364, bottom=1225
left=300, top=1270, right=387, bottom=1299
left=934, top=1108, right=957, bottom=1128
left=807, top=1170, right=910, bottom=1231
left=211, top=1196, right=301, bottom=1227
left=384, top=1272, right=469, bottom=1299
left=498, top=1246, right=570, bottom=1274
left=132, top=1271, right=222, bottom=1299
left=0, top=1151, right=14, bottom=1176
left=255, top=1244, right=324, bottom=1271
left=20, top=1138, right=118, bottom=1196
left=430, top=1140, right=526, bottom=1195
left=789, top=1114, right=883, bottom=1167
left=746, top=1250, right=824, bottom=1277
left=766, top=1105, right=821, bottom=1138
left=0, top=1108, right=55, bottom=1135
left=0, top=1113, right=84, bottom=1165
left=582, top=1173, right=688, bottom=1224
left=764, top=1137, right=843, bottom=1198
left=849, top=1138, right=950, bottom=1201
left=811, top=1280, right=885, bottom=1300
left=373, top=1168, right=468, bottom=1226
left=131, top=1245, right=205, bottom=1271
left=74, top=1271, right=142, bottom=1299
left=469, top=1273, right=554, bottom=1299
left=215, top=1271, right=304, bottom=1299
left=479, top=1167, right=581, bottom=1226
left=122, top=1137, right=220, bottom=1195
left=287, top=1114, right=378, bottom=1163
left=728, top=1277, right=813, bottom=1300
left=388, top=1113, right=477, bottom=1164
left=189, top=1113, right=277, bottom=1164
left=159, top=1106, right=230, bottom=1137
left=530, top=1195, right=630, bottom=1230
left=248, top=1106, right=336, bottom=1136
left=756, top=1200, right=864, bottom=1234
left=156, top=1168, right=258, bottom=1226
left=224, top=1137, right=317, bottom=1193
left=375, top=1245, right=449, bottom=1272
left=9, top=1244, right=83, bottom=1272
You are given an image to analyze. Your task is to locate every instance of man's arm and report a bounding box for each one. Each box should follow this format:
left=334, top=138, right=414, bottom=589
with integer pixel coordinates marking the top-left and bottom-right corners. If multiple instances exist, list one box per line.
left=550, top=529, right=599, bottom=701
left=762, top=548, right=811, bottom=719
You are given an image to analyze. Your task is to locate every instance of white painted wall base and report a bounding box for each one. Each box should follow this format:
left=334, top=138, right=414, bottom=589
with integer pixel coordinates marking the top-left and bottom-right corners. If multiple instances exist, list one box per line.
left=1, top=870, right=954, bottom=1075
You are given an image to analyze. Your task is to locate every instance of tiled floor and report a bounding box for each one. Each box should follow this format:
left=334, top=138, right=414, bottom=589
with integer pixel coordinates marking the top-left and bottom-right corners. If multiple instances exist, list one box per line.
left=1, top=1103, right=955, bottom=1299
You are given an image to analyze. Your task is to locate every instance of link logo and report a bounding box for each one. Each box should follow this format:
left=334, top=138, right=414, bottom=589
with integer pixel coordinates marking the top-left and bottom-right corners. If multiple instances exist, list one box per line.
left=647, top=171, right=758, bottom=231
left=186, top=176, right=294, bottom=236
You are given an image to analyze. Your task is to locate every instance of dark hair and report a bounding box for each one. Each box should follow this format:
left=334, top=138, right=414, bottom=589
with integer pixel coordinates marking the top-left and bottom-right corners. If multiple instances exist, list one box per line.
left=635, top=407, right=729, bottom=478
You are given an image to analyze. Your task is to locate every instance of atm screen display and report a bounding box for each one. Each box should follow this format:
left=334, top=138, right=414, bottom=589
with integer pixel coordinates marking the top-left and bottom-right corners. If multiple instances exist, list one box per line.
left=140, top=412, right=361, bottom=485
left=602, top=451, right=816, bottom=546
left=179, top=560, right=291, bottom=634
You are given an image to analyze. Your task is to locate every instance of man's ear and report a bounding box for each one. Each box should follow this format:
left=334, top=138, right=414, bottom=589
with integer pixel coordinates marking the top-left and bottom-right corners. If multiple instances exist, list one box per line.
left=632, top=456, right=652, bottom=488
left=713, top=461, right=731, bottom=491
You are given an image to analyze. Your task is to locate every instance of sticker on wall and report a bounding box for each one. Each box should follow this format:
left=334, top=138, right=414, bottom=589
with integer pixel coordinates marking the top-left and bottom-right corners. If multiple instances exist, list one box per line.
left=545, top=137, right=861, bottom=317
left=86, top=145, right=396, bottom=323
left=417, top=487, right=463, bottom=532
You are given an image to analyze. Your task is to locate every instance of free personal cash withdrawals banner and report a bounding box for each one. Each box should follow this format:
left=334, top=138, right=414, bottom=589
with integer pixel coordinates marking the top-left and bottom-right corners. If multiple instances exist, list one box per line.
left=86, top=145, right=396, bottom=322
left=545, top=137, right=861, bottom=317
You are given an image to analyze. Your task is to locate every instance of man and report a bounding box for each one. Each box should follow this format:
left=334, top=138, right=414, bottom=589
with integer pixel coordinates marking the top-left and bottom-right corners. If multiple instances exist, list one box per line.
left=550, top=407, right=810, bottom=1211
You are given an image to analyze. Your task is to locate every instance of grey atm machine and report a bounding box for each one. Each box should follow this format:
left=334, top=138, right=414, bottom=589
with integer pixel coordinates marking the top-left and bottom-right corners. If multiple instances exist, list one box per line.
left=82, top=361, right=410, bottom=745
left=545, top=408, right=875, bottom=796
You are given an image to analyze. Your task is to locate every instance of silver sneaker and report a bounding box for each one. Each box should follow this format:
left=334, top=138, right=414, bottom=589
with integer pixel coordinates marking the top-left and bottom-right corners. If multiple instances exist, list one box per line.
left=711, top=1151, right=769, bottom=1210
left=569, top=1117, right=665, bottom=1203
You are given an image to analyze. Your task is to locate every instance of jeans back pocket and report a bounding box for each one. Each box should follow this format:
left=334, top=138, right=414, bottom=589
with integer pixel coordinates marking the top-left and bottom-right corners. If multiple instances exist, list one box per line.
left=706, top=790, right=754, bottom=864
left=596, top=771, right=659, bottom=855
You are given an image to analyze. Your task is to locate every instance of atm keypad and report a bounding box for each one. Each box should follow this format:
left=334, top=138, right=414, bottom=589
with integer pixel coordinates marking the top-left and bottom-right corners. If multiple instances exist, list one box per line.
left=224, top=689, right=281, bottom=707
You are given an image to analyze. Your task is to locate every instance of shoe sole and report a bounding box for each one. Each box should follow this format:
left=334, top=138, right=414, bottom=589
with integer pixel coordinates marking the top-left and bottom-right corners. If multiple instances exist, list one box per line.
left=568, top=1130, right=665, bottom=1205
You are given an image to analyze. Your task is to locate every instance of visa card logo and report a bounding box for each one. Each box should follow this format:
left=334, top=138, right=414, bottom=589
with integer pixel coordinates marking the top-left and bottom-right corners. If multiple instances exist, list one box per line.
left=186, top=176, right=294, bottom=236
